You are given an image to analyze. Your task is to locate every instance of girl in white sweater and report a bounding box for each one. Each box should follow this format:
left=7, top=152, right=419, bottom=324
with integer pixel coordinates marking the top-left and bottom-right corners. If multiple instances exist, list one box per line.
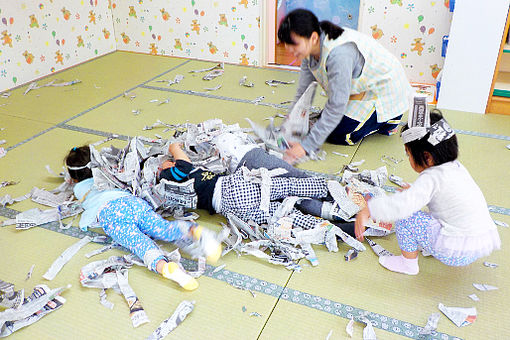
left=355, top=110, right=500, bottom=275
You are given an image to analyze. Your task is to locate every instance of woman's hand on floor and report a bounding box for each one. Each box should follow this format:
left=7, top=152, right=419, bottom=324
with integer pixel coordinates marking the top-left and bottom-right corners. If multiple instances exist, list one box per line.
left=283, top=142, right=306, bottom=164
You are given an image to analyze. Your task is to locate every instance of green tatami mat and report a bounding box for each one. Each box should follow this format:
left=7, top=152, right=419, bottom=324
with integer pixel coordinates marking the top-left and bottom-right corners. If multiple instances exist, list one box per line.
left=66, top=86, right=286, bottom=137
left=144, top=59, right=327, bottom=108
left=0, top=224, right=283, bottom=339
left=278, top=234, right=508, bottom=339
left=0, top=52, right=187, bottom=125
left=0, top=115, right=53, bottom=151
left=440, top=109, right=510, bottom=138
left=260, top=299, right=410, bottom=340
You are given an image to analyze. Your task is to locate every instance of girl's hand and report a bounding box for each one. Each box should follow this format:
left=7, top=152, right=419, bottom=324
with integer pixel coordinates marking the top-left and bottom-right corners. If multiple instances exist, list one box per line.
left=397, top=182, right=411, bottom=192
left=168, top=142, right=183, bottom=154
left=355, top=206, right=370, bottom=241
left=283, top=142, right=306, bottom=164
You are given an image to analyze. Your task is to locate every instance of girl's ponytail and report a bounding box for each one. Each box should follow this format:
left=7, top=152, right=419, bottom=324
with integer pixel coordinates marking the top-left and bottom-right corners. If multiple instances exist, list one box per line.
left=319, top=21, right=344, bottom=40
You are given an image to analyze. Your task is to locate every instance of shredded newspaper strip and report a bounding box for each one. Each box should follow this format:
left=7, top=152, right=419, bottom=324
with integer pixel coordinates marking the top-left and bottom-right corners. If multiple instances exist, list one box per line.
left=438, top=303, right=476, bottom=327
left=468, top=294, right=479, bottom=302
left=25, top=265, right=35, bottom=281
left=43, top=236, right=93, bottom=280
left=483, top=261, right=498, bottom=268
left=80, top=255, right=149, bottom=327
left=346, top=317, right=354, bottom=337
left=239, top=75, right=254, bottom=87
left=472, top=283, right=498, bottom=291
left=365, top=238, right=394, bottom=257
left=0, top=284, right=69, bottom=337
left=265, top=79, right=295, bottom=87
left=146, top=300, right=195, bottom=340
left=0, top=280, right=24, bottom=310
left=23, top=79, right=81, bottom=95
left=418, top=312, right=440, bottom=337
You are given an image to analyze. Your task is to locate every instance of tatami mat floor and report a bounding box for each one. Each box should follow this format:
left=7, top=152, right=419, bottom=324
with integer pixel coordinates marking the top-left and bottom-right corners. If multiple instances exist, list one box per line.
left=0, top=51, right=509, bottom=339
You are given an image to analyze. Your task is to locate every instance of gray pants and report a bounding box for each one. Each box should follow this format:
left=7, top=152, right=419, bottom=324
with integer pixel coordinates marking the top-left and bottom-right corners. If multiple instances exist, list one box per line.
left=236, top=148, right=355, bottom=236
left=236, top=148, right=325, bottom=219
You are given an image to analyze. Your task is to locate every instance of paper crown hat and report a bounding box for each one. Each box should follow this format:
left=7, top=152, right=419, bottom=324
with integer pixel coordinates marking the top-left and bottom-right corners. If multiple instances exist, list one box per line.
left=401, top=94, right=455, bottom=146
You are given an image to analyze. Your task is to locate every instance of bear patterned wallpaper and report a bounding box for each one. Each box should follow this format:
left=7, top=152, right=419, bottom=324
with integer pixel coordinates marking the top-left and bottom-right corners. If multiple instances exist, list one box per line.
left=0, top=0, right=453, bottom=92
left=0, top=1, right=115, bottom=93
left=111, top=0, right=262, bottom=67
left=359, top=0, right=453, bottom=84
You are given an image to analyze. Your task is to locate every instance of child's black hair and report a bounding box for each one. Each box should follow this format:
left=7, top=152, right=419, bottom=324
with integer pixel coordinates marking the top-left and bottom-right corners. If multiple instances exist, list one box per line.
left=65, top=146, right=92, bottom=182
left=401, top=109, right=458, bottom=168
left=277, top=8, right=344, bottom=45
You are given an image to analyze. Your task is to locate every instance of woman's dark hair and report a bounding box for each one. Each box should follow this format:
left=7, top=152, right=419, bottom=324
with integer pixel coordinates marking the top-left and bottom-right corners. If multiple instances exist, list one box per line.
left=277, top=8, right=343, bottom=45
left=65, top=145, right=92, bottom=182
left=401, top=109, right=458, bottom=167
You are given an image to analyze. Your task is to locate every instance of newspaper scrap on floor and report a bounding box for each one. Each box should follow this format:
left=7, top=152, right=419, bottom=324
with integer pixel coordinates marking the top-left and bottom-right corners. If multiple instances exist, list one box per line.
left=0, top=284, right=69, bottom=338
left=0, top=148, right=6, bottom=159
left=483, top=261, right=498, bottom=268
left=472, top=283, right=498, bottom=291
left=25, top=265, right=35, bottom=281
left=332, top=151, right=349, bottom=157
left=344, top=248, right=358, bottom=261
left=146, top=300, right=195, bottom=340
left=438, top=303, right=476, bottom=327
left=468, top=294, right=479, bottom=302
left=0, top=280, right=24, bottom=309
left=155, top=74, right=184, bottom=87
left=418, top=312, right=440, bottom=337
left=189, top=63, right=223, bottom=74
left=43, top=236, right=95, bottom=280
left=204, top=84, right=222, bottom=91
left=80, top=255, right=149, bottom=328
left=0, top=181, right=18, bottom=189
left=493, top=220, right=508, bottom=228
left=12, top=204, right=83, bottom=230
left=239, top=76, right=254, bottom=87
left=325, top=329, right=333, bottom=340
left=23, top=79, right=81, bottom=95
left=265, top=79, right=295, bottom=87
left=346, top=317, right=354, bottom=337
left=0, top=140, right=5, bottom=146
left=358, top=315, right=377, bottom=340
left=123, top=91, right=136, bottom=100
left=365, top=238, right=394, bottom=257
left=388, top=174, right=407, bottom=188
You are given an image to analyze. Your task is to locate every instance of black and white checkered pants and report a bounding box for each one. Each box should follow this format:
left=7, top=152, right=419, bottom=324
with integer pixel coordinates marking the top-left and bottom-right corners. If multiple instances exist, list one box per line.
left=220, top=167, right=328, bottom=229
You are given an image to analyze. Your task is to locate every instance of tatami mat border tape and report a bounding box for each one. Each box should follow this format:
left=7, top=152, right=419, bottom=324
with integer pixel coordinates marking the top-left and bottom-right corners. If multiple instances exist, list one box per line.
left=145, top=84, right=510, bottom=142
left=0, top=205, right=460, bottom=340
left=140, top=84, right=289, bottom=109
left=5, top=60, right=191, bottom=152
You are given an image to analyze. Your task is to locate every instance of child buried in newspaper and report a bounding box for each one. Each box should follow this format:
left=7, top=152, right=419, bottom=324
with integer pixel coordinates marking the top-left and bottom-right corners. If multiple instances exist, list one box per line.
left=159, top=142, right=359, bottom=237
left=355, top=110, right=501, bottom=275
left=65, top=146, right=222, bottom=291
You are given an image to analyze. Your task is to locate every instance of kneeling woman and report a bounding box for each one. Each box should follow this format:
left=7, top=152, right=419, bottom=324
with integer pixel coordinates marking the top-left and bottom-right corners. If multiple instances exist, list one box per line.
left=278, top=9, right=412, bottom=163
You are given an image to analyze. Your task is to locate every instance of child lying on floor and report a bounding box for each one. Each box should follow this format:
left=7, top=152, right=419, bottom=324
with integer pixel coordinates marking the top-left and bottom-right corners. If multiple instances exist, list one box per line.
left=65, top=146, right=222, bottom=290
left=159, top=142, right=356, bottom=234
left=355, top=110, right=501, bottom=275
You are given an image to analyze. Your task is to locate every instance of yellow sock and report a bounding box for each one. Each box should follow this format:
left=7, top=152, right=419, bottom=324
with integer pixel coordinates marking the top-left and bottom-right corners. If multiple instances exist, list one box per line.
left=161, top=262, right=199, bottom=291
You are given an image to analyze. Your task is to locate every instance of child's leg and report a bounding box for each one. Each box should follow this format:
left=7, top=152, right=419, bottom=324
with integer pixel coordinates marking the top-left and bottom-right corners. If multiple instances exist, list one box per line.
left=237, top=148, right=311, bottom=178
left=98, top=197, right=198, bottom=290
left=378, top=211, right=432, bottom=275
left=135, top=199, right=221, bottom=263
left=270, top=176, right=328, bottom=201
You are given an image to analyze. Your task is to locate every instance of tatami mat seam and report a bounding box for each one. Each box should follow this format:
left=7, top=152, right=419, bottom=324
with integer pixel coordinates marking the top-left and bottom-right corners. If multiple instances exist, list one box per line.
left=5, top=59, right=192, bottom=152
left=141, top=84, right=289, bottom=109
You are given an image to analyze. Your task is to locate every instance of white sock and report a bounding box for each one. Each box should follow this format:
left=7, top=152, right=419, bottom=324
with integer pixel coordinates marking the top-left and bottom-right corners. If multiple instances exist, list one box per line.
left=379, top=255, right=419, bottom=275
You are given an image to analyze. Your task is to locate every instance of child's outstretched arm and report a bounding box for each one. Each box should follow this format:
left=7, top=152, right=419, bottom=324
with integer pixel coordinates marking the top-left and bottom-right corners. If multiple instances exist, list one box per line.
left=355, top=206, right=370, bottom=241
left=168, top=142, right=191, bottom=162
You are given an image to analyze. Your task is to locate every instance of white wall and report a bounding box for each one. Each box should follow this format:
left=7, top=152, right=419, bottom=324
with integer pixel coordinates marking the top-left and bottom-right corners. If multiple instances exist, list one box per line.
left=437, top=0, right=510, bottom=113
left=0, top=1, right=115, bottom=92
